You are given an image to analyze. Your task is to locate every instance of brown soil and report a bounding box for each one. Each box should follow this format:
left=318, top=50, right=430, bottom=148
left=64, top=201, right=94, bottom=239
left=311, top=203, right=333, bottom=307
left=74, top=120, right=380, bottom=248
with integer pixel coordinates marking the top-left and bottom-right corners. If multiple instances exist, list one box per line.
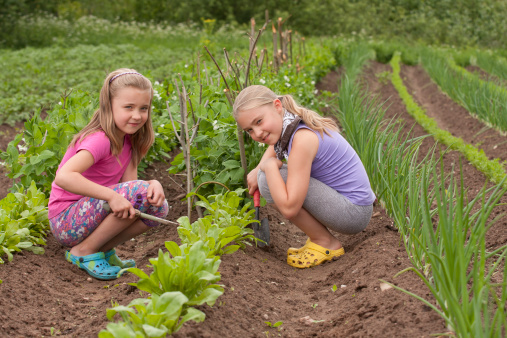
left=0, top=63, right=505, bottom=337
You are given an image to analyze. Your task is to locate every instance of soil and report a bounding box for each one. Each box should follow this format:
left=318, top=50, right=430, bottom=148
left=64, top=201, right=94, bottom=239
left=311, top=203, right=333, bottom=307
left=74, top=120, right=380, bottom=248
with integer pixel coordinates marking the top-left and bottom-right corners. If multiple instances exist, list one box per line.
left=0, top=62, right=506, bottom=337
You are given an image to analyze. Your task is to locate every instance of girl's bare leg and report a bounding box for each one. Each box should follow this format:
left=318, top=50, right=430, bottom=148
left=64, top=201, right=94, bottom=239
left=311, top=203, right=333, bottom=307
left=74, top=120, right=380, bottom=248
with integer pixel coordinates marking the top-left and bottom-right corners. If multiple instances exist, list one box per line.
left=69, top=214, right=149, bottom=256
left=287, top=207, right=343, bottom=251
left=99, top=219, right=150, bottom=253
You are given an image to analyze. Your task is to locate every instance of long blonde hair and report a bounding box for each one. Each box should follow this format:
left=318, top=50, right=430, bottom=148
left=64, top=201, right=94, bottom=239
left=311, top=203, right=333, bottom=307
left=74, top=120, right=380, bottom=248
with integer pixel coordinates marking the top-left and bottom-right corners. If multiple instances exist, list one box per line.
left=232, top=85, right=338, bottom=137
left=70, top=68, right=154, bottom=166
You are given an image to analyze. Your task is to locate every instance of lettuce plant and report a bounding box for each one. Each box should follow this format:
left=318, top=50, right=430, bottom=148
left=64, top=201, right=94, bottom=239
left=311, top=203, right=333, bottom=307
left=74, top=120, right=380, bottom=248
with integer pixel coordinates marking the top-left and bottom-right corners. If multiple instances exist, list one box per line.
left=99, top=291, right=205, bottom=338
left=125, top=240, right=224, bottom=307
left=0, top=181, right=49, bottom=263
left=176, top=189, right=257, bottom=255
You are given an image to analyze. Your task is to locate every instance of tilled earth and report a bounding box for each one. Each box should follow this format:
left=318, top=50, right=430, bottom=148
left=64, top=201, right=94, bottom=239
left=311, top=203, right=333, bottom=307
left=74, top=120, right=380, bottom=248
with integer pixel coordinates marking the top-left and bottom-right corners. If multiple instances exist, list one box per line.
left=0, top=62, right=505, bottom=337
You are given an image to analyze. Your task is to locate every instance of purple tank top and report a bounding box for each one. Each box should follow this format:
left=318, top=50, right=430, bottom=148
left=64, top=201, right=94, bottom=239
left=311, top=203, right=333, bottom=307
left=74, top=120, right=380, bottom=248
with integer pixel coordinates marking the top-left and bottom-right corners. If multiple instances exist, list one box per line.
left=288, top=123, right=375, bottom=206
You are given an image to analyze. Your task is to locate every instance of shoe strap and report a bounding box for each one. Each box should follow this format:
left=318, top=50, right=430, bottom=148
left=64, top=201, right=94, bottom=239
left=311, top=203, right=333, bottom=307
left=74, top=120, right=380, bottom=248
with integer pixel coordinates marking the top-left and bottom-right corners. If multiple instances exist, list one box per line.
left=76, top=252, right=105, bottom=263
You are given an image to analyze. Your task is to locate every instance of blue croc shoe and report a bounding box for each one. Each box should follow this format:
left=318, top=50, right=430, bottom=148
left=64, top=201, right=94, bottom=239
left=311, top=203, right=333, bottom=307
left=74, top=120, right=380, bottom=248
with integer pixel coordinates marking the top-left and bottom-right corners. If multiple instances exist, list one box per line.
left=104, top=248, right=136, bottom=269
left=65, top=251, right=121, bottom=280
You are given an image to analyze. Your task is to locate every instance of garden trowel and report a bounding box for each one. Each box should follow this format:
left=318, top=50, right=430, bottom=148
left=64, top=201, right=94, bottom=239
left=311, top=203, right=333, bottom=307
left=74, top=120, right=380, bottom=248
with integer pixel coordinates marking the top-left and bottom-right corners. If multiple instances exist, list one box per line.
left=252, top=189, right=270, bottom=247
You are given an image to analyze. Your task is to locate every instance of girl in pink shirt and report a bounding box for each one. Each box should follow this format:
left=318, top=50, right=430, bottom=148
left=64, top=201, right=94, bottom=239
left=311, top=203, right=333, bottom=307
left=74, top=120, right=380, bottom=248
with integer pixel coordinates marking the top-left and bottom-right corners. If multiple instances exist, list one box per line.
left=48, top=68, right=169, bottom=280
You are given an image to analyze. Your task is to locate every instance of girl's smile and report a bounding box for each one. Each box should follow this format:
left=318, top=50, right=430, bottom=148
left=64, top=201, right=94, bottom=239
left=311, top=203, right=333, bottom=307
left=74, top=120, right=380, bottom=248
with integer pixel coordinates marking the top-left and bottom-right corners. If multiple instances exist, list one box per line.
left=111, top=86, right=151, bottom=137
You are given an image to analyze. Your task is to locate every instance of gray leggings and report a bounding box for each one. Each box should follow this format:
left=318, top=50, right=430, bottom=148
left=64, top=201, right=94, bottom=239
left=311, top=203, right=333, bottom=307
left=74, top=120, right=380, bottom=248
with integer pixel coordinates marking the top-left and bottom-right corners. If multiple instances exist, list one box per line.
left=258, top=165, right=372, bottom=235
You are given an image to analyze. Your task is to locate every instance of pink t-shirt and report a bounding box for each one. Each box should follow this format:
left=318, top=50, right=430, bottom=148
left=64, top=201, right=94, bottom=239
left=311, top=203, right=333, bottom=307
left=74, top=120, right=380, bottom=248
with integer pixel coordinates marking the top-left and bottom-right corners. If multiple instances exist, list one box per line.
left=48, top=131, right=132, bottom=218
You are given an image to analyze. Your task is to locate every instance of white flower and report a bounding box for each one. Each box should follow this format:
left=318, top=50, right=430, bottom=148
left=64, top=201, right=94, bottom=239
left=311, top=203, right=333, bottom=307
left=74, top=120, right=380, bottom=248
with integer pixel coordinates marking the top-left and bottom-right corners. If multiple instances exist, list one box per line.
left=283, top=75, right=290, bottom=82
left=259, top=78, right=266, bottom=84
left=311, top=81, right=315, bottom=85
left=285, top=82, right=291, bottom=87
left=314, top=89, right=319, bottom=94
left=299, top=93, right=302, bottom=97
left=160, top=124, right=165, bottom=128
left=185, top=64, right=188, bottom=68
left=154, top=81, right=160, bottom=86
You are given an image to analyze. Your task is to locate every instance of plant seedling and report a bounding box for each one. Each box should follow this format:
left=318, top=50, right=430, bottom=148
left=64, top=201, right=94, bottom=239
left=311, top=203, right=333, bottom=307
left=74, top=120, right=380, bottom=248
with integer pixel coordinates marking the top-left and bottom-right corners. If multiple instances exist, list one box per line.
left=265, top=321, right=283, bottom=328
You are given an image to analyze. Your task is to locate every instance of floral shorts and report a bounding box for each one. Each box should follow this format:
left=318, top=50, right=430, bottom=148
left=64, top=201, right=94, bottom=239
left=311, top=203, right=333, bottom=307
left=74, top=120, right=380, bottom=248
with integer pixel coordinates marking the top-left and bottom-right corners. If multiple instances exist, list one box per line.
left=49, top=180, right=169, bottom=247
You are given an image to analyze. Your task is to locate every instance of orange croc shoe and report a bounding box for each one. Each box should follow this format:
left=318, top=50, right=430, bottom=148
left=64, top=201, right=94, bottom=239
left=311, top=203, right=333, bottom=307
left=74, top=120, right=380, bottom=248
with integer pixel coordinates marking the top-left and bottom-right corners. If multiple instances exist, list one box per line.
left=287, top=241, right=344, bottom=268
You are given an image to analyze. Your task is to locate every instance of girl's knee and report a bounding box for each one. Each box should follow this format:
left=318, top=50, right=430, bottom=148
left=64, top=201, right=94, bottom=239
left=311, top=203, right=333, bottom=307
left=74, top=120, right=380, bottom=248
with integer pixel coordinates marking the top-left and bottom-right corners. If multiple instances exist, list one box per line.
left=257, top=172, right=274, bottom=204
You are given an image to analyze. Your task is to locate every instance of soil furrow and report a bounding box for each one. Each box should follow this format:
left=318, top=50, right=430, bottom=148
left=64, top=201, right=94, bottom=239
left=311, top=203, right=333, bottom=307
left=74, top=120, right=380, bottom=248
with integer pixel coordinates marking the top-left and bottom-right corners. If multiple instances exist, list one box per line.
left=360, top=60, right=507, bottom=253
left=401, top=64, right=507, bottom=163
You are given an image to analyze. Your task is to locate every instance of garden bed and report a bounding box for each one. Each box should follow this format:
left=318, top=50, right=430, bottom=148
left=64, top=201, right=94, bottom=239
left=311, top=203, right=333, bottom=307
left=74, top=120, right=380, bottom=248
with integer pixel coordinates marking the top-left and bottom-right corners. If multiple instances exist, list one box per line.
left=1, top=64, right=506, bottom=337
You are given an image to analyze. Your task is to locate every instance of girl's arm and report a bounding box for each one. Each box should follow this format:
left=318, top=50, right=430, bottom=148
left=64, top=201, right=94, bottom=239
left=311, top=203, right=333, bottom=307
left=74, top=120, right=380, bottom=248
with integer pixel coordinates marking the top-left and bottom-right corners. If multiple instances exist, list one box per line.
left=260, top=129, right=318, bottom=219
left=247, top=145, right=276, bottom=195
left=54, top=150, right=136, bottom=219
left=121, top=160, right=166, bottom=207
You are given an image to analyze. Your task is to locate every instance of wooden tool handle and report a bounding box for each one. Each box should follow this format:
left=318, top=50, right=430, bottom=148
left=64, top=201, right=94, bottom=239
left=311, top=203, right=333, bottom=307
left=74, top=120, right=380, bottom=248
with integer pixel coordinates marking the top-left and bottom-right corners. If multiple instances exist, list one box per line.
left=102, top=202, right=177, bottom=226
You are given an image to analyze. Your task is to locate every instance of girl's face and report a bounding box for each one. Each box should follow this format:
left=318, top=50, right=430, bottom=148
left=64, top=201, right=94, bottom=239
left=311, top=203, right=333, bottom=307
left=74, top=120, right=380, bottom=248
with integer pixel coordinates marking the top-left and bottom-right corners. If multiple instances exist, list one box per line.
left=111, top=86, right=151, bottom=137
left=236, top=99, right=284, bottom=145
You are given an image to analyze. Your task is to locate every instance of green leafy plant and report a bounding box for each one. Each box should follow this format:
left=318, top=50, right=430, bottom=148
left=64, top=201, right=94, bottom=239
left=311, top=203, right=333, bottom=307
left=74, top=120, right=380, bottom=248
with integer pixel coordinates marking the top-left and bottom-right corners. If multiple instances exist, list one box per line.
left=125, top=240, right=224, bottom=307
left=0, top=92, right=94, bottom=193
left=0, top=181, right=49, bottom=263
left=99, top=291, right=205, bottom=337
left=176, top=189, right=257, bottom=254
left=265, top=321, right=283, bottom=328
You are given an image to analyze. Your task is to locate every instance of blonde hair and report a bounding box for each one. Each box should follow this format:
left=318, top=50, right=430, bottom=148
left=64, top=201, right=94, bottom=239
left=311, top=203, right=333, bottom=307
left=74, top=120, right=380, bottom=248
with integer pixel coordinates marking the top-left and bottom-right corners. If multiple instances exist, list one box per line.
left=232, top=85, right=338, bottom=137
left=70, top=68, right=154, bottom=166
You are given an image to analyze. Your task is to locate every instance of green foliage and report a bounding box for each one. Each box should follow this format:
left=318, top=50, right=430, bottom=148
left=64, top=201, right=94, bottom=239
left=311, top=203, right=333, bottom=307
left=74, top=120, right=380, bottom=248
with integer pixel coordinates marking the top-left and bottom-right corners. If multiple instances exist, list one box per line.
left=6, top=0, right=507, bottom=50
left=0, top=43, right=194, bottom=125
left=420, top=47, right=507, bottom=134
left=0, top=92, right=92, bottom=193
left=474, top=50, right=507, bottom=82
left=333, top=42, right=507, bottom=336
left=386, top=163, right=507, bottom=336
left=177, top=189, right=257, bottom=255
left=371, top=40, right=419, bottom=66
left=125, top=240, right=224, bottom=306
left=0, top=181, right=49, bottom=264
left=99, top=292, right=205, bottom=337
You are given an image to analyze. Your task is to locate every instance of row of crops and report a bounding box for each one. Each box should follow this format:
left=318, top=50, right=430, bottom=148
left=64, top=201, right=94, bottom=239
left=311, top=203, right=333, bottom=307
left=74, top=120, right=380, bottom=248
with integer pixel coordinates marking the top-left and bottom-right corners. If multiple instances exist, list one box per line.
left=1, top=16, right=507, bottom=336
left=337, top=44, right=507, bottom=336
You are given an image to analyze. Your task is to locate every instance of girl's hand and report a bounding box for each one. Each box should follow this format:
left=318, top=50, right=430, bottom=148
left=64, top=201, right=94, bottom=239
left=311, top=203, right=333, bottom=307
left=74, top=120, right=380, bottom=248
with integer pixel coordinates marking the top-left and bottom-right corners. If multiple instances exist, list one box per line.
left=259, top=157, right=283, bottom=172
left=247, top=167, right=260, bottom=195
left=147, top=180, right=166, bottom=207
left=108, top=194, right=137, bottom=219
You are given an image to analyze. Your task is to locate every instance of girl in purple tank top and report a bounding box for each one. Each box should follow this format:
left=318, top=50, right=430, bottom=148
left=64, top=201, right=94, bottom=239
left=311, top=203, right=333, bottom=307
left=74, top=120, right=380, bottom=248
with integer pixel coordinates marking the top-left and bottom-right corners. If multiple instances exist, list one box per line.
left=234, top=85, right=375, bottom=269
